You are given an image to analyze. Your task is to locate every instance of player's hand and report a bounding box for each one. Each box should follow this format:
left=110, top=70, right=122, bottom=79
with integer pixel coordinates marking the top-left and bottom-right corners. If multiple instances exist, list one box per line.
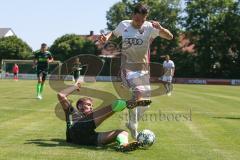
left=150, top=20, right=163, bottom=30
left=74, top=81, right=81, bottom=91
left=48, top=58, right=54, bottom=63
left=98, top=33, right=107, bottom=44
left=32, top=64, right=36, bottom=69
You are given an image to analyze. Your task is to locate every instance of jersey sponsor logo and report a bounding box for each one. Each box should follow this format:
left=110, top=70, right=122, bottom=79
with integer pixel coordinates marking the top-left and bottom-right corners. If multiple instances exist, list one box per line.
left=38, top=58, right=48, bottom=62
left=123, top=38, right=143, bottom=46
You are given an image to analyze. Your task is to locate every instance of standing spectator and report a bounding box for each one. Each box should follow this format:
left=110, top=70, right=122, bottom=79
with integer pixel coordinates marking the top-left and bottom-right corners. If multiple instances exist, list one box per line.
left=162, top=55, right=175, bottom=96
left=13, top=63, right=19, bottom=81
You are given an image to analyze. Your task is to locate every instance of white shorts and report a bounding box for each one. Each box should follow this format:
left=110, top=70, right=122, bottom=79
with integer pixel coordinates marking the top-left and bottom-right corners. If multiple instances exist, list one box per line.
left=162, top=75, right=173, bottom=83
left=121, top=69, right=151, bottom=100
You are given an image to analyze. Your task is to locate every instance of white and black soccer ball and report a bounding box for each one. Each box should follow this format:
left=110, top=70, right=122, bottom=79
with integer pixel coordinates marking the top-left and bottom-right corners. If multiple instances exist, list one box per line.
left=137, top=129, right=156, bottom=148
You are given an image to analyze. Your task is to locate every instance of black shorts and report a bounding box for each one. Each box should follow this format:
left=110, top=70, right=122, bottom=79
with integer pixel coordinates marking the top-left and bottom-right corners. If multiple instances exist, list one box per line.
left=68, top=115, right=99, bottom=146
left=37, top=69, right=48, bottom=80
left=73, top=71, right=80, bottom=81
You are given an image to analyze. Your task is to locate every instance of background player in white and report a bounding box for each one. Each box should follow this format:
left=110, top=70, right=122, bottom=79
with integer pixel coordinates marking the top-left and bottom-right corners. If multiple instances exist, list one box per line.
left=162, top=55, right=175, bottom=96
left=99, top=3, right=173, bottom=139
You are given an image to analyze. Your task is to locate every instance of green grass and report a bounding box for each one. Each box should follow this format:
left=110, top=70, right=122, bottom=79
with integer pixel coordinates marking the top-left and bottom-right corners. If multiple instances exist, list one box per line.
left=0, top=80, right=240, bottom=160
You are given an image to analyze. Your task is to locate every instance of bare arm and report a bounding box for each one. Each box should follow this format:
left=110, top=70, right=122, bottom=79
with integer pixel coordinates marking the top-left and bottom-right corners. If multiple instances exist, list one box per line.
left=172, top=68, right=175, bottom=76
left=33, top=59, right=37, bottom=68
left=98, top=32, right=113, bottom=44
left=48, top=57, right=54, bottom=63
left=151, top=21, right=173, bottom=40
left=57, top=82, right=81, bottom=112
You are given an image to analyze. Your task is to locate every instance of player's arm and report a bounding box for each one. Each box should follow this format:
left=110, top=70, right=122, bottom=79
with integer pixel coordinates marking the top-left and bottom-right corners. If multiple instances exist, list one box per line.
left=33, top=53, right=38, bottom=68
left=98, top=32, right=113, bottom=44
left=48, top=53, right=54, bottom=63
left=57, top=82, right=81, bottom=112
left=172, top=67, right=175, bottom=76
left=17, top=66, right=19, bottom=73
left=151, top=21, right=173, bottom=40
left=48, top=58, right=54, bottom=63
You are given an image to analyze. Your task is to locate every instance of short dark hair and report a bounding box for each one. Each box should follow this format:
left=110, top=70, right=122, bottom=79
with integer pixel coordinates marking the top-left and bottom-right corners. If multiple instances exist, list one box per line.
left=133, top=3, right=149, bottom=15
left=41, top=43, right=47, bottom=48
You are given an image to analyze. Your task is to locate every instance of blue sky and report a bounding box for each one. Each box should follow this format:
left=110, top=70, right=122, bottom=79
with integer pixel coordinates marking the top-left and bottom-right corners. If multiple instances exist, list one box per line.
left=0, top=0, right=120, bottom=50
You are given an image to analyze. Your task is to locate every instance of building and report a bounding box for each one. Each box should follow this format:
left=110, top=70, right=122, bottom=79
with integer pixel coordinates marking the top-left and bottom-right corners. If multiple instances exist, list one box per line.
left=0, top=28, right=16, bottom=38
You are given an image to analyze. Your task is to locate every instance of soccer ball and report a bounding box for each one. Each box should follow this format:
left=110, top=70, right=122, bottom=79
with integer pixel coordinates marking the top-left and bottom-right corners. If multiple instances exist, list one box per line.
left=137, top=129, right=155, bottom=148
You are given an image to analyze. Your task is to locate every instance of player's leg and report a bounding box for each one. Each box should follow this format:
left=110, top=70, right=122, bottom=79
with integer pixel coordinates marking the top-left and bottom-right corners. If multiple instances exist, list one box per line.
left=97, top=130, right=128, bottom=145
left=92, top=98, right=151, bottom=128
left=39, top=71, right=47, bottom=97
left=93, top=99, right=127, bottom=127
left=136, top=76, right=151, bottom=120
left=162, top=75, right=170, bottom=94
left=121, top=70, right=138, bottom=140
left=167, top=83, right=172, bottom=96
left=165, top=82, right=169, bottom=93
left=98, top=130, right=141, bottom=152
left=74, top=71, right=80, bottom=82
left=73, top=72, right=77, bottom=82
left=13, top=73, right=16, bottom=80
left=36, top=71, right=43, bottom=99
left=165, top=76, right=172, bottom=96
left=16, top=73, right=18, bottom=81
left=127, top=73, right=151, bottom=140
left=127, top=108, right=138, bottom=139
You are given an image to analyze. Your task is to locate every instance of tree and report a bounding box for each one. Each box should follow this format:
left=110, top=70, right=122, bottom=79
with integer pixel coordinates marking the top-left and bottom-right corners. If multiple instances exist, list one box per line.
left=49, top=34, right=97, bottom=61
left=183, top=0, right=240, bottom=78
left=0, top=36, right=32, bottom=61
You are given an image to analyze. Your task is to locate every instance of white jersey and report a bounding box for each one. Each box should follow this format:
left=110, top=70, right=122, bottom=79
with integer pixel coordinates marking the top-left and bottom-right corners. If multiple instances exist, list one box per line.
left=163, top=60, right=175, bottom=76
left=113, top=20, right=159, bottom=71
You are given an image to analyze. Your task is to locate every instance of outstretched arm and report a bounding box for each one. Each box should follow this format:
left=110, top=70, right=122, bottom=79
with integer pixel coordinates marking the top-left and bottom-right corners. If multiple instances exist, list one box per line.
left=151, top=21, right=173, bottom=40
left=48, top=57, right=54, bottom=63
left=33, top=58, right=37, bottom=69
left=98, top=32, right=113, bottom=44
left=57, top=82, right=81, bottom=112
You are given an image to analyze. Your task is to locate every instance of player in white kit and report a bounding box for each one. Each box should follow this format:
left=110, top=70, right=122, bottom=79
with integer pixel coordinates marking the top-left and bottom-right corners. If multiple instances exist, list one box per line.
left=99, top=3, right=173, bottom=139
left=162, top=55, right=175, bottom=96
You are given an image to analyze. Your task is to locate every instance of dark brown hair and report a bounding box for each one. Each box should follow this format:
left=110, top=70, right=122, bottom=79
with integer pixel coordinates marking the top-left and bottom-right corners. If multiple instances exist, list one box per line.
left=133, top=3, right=149, bottom=15
left=41, top=43, right=47, bottom=48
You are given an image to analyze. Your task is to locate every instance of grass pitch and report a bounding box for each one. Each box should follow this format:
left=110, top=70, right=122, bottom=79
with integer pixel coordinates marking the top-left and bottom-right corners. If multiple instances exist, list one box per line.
left=0, top=80, right=239, bottom=160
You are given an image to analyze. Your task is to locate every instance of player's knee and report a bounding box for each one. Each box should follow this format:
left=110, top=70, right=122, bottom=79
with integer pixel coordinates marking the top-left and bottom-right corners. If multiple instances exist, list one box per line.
left=38, top=78, right=42, bottom=83
left=121, top=130, right=129, bottom=136
left=116, top=129, right=128, bottom=136
left=116, top=130, right=129, bottom=146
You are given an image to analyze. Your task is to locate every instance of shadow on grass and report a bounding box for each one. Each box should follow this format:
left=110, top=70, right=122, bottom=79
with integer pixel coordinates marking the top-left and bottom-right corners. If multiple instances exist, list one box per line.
left=213, top=117, right=240, bottom=120
left=1, top=96, right=37, bottom=100
left=25, top=138, right=118, bottom=152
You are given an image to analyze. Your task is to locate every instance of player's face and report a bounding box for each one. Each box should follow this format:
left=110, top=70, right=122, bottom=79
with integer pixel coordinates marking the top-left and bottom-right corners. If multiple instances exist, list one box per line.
left=166, top=56, right=170, bottom=61
left=40, top=46, right=48, bottom=52
left=77, top=99, right=93, bottom=115
left=132, top=13, right=147, bottom=28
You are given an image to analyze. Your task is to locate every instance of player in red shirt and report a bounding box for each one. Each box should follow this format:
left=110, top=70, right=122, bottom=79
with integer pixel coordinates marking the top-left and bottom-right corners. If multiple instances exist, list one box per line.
left=12, top=64, right=19, bottom=81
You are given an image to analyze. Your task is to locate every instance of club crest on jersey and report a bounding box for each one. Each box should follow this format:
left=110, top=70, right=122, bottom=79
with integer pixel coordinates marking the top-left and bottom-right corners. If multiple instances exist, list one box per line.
left=124, top=28, right=128, bottom=32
